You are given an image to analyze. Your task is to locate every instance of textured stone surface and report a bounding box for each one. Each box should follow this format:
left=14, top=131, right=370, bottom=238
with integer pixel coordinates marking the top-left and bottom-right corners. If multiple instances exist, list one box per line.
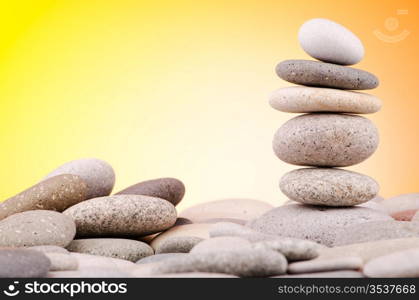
left=136, top=253, right=188, bottom=264
left=0, top=210, right=76, bottom=247
left=269, top=87, right=381, bottom=114
left=247, top=204, right=391, bottom=246
left=209, top=222, right=271, bottom=242
left=381, top=193, right=419, bottom=221
left=0, top=175, right=87, bottom=220
left=0, top=249, right=51, bottom=277
left=155, top=236, right=203, bottom=254
left=67, top=238, right=153, bottom=262
left=359, top=200, right=387, bottom=213
left=288, top=256, right=362, bottom=274
left=116, top=177, right=185, bottom=206
left=273, top=271, right=364, bottom=278
left=273, top=114, right=379, bottom=167
left=276, top=60, right=379, bottom=90
left=190, top=237, right=251, bottom=254
left=333, top=221, right=419, bottom=246
left=150, top=248, right=287, bottom=277
left=252, top=238, right=321, bottom=261
left=179, top=198, right=273, bottom=223
left=43, top=158, right=115, bottom=199
left=363, top=248, right=419, bottom=278
left=280, top=168, right=379, bottom=206
left=28, top=245, right=69, bottom=254
left=63, top=195, right=177, bottom=237
left=45, top=252, right=78, bottom=271
left=298, top=18, right=364, bottom=65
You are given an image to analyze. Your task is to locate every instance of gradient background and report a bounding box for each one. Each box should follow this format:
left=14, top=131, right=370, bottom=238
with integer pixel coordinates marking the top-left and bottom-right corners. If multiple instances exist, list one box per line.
left=1, top=0, right=418, bottom=210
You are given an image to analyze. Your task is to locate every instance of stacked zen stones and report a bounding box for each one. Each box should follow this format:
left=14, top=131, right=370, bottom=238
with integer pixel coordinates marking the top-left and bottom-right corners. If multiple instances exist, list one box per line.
left=270, top=18, right=382, bottom=207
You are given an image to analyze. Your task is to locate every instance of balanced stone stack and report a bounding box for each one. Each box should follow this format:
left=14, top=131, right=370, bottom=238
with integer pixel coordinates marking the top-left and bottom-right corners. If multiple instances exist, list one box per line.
left=270, top=18, right=382, bottom=208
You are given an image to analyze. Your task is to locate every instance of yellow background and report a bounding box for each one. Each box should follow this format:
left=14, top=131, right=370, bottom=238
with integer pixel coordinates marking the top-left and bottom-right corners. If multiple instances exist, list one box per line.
left=1, top=0, right=418, bottom=210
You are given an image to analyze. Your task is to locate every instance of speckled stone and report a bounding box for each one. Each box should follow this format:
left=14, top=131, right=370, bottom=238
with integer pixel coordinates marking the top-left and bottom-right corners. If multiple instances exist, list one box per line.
left=0, top=175, right=87, bottom=221
left=116, top=177, right=185, bottom=206
left=273, top=114, right=379, bottom=167
left=273, top=270, right=364, bottom=278
left=381, top=193, right=419, bottom=221
left=28, top=245, right=69, bottom=254
left=363, top=248, right=419, bottom=278
left=252, top=238, right=322, bottom=261
left=269, top=87, right=381, bottom=114
left=0, top=249, right=51, bottom=277
left=280, top=168, right=379, bottom=206
left=190, top=237, right=251, bottom=254
left=63, top=195, right=177, bottom=237
left=333, top=221, right=419, bottom=246
left=0, top=210, right=76, bottom=247
left=298, top=18, right=364, bottom=65
left=155, top=236, right=203, bottom=254
left=276, top=60, right=379, bottom=90
left=288, top=256, right=363, bottom=274
left=45, top=252, right=78, bottom=271
left=179, top=198, right=273, bottom=223
left=67, top=238, right=153, bottom=262
left=150, top=248, right=287, bottom=277
left=136, top=253, right=188, bottom=264
left=43, top=158, right=115, bottom=199
left=247, top=204, right=392, bottom=246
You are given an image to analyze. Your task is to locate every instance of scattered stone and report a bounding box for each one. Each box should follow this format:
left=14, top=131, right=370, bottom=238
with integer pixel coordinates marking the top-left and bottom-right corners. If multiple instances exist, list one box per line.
left=63, top=195, right=177, bottom=237
left=363, top=248, right=419, bottom=278
left=298, top=18, right=364, bottom=65
left=247, top=204, right=391, bottom=246
left=45, top=253, right=78, bottom=271
left=273, top=113, right=379, bottom=167
left=28, top=245, right=69, bottom=254
left=273, top=271, right=364, bottom=278
left=269, top=87, right=381, bottom=114
left=279, top=168, right=379, bottom=206
left=276, top=60, right=379, bottom=90
left=43, top=158, right=115, bottom=199
left=67, top=238, right=153, bottom=262
left=0, top=175, right=87, bottom=221
left=252, top=238, right=321, bottom=261
left=0, top=210, right=76, bottom=248
left=190, top=237, right=251, bottom=254
left=0, top=249, right=51, bottom=277
left=116, top=177, right=185, bottom=206
left=288, top=256, right=362, bottom=274
left=381, top=193, right=419, bottom=221
left=136, top=253, right=188, bottom=264
left=156, top=236, right=203, bottom=254
left=48, top=268, right=132, bottom=278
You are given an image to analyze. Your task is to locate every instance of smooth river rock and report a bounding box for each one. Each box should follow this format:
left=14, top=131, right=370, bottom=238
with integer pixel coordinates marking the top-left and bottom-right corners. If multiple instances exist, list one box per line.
left=276, top=60, right=379, bottom=90
left=247, top=204, right=391, bottom=246
left=67, top=238, right=154, bottom=262
left=45, top=252, right=78, bottom=271
left=288, top=256, right=363, bottom=274
left=43, top=158, right=115, bottom=199
left=381, top=193, right=419, bottom=221
left=298, top=18, right=364, bottom=65
left=252, top=238, right=321, bottom=261
left=269, top=87, right=381, bottom=114
left=279, top=168, right=379, bottom=206
left=273, top=113, right=379, bottom=167
left=0, top=210, right=76, bottom=247
left=190, top=237, right=251, bottom=254
left=274, top=270, right=364, bottom=278
left=0, top=174, right=87, bottom=220
left=0, top=249, right=51, bottom=278
left=137, top=253, right=189, bottom=264
left=63, top=195, right=177, bottom=237
left=155, top=236, right=203, bottom=254
left=116, top=177, right=185, bottom=206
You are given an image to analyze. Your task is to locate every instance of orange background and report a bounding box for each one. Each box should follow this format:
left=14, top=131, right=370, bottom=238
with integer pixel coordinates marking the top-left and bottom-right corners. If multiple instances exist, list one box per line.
left=0, top=0, right=418, bottom=210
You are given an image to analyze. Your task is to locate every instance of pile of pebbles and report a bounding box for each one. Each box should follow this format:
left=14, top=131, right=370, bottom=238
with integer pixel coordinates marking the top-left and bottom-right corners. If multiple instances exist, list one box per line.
left=1, top=18, right=419, bottom=279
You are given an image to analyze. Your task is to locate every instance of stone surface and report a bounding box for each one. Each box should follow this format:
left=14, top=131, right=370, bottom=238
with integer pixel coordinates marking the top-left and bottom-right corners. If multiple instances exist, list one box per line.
left=197, top=218, right=247, bottom=225
left=276, top=60, right=379, bottom=90
left=0, top=249, right=51, bottom=277
left=150, top=248, right=287, bottom=277
left=136, top=253, right=188, bottom=264
left=67, top=238, right=153, bottom=262
left=150, top=223, right=211, bottom=251
left=145, top=272, right=238, bottom=278
left=155, top=236, right=203, bottom=254
left=288, top=256, right=363, bottom=274
left=116, top=177, right=185, bottom=206
left=70, top=252, right=134, bottom=270
left=0, top=210, right=76, bottom=247
left=247, top=204, right=392, bottom=246
left=358, top=200, right=387, bottom=213
left=0, top=175, right=87, bottom=220
left=190, top=237, right=251, bottom=254
left=28, top=245, right=69, bottom=254
left=209, top=222, right=272, bottom=242
left=279, top=168, right=379, bottom=206
left=179, top=198, right=273, bottom=223
left=273, top=113, right=379, bottom=167
left=43, top=158, right=115, bottom=199
left=48, top=268, right=132, bottom=278
left=269, top=87, right=381, bottom=114
left=363, top=248, right=419, bottom=278
left=381, top=193, right=419, bottom=221
left=333, top=221, right=419, bottom=246
left=298, top=18, right=364, bottom=65
left=252, top=238, right=321, bottom=261
left=273, top=271, right=364, bottom=278
left=45, top=252, right=78, bottom=271
left=63, top=195, right=177, bottom=237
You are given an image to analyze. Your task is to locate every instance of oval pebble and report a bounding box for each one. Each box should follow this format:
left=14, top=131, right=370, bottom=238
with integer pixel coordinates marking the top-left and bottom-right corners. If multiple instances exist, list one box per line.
left=273, top=114, right=379, bottom=167
left=279, top=168, right=379, bottom=206
left=155, top=236, right=203, bottom=254
left=28, top=245, right=69, bottom=254
left=190, top=237, right=251, bottom=254
left=287, top=256, right=363, bottom=274
left=298, top=18, right=364, bottom=65
left=0, top=210, right=76, bottom=248
left=63, top=195, right=177, bottom=237
left=45, top=252, right=78, bottom=271
left=276, top=60, right=379, bottom=90
left=252, top=238, right=321, bottom=261
left=0, top=249, right=51, bottom=278
left=43, top=158, right=115, bottom=199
